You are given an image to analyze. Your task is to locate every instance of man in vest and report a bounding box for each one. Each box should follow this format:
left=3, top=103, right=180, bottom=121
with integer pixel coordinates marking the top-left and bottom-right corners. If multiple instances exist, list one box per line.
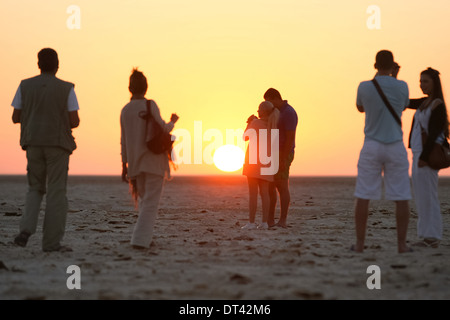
left=11, top=48, right=80, bottom=252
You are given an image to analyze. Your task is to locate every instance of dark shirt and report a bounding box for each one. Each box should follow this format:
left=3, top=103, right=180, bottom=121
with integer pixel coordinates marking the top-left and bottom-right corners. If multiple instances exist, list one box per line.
left=278, top=101, right=298, bottom=154
left=408, top=98, right=449, bottom=162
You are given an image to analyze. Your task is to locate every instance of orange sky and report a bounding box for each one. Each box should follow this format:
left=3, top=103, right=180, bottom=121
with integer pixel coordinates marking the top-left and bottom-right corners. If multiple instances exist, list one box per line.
left=1, top=0, right=450, bottom=176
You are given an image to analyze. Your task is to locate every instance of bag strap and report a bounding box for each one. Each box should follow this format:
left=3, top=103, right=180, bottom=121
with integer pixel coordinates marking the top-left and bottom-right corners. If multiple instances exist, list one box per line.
left=146, top=99, right=153, bottom=119
left=372, top=78, right=402, bottom=126
left=144, top=99, right=153, bottom=140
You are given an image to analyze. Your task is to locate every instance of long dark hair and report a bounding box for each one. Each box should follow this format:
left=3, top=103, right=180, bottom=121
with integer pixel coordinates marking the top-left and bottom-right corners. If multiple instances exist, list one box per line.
left=421, top=67, right=449, bottom=138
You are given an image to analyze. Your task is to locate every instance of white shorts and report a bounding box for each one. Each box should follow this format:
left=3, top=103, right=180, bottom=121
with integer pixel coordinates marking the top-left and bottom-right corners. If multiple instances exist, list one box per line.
left=354, top=139, right=411, bottom=201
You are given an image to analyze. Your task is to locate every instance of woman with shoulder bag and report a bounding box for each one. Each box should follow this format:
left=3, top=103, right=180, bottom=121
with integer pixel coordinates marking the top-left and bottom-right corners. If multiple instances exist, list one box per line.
left=408, top=67, right=450, bottom=248
left=120, top=68, right=179, bottom=249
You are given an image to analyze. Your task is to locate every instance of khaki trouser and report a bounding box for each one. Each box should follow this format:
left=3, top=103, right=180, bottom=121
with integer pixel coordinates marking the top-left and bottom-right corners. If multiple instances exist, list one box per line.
left=20, top=146, right=70, bottom=251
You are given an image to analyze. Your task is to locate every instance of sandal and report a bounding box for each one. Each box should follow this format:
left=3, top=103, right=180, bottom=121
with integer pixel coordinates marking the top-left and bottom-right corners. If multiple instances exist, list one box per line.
left=257, top=222, right=269, bottom=230
left=241, top=223, right=257, bottom=230
left=14, top=232, right=30, bottom=247
left=349, top=244, right=363, bottom=253
left=413, top=238, right=440, bottom=248
left=43, top=245, right=73, bottom=252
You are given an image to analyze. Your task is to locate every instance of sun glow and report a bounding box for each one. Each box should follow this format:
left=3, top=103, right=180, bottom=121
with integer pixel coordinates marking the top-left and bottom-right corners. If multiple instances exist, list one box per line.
left=213, top=145, right=245, bottom=172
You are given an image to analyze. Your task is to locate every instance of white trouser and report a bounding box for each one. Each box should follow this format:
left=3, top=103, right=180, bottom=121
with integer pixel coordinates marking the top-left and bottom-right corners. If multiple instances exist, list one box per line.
left=131, top=173, right=165, bottom=248
left=412, top=153, right=443, bottom=240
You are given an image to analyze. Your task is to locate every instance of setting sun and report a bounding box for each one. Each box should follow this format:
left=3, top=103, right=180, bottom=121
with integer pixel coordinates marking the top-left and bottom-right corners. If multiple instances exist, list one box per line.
left=213, top=145, right=245, bottom=172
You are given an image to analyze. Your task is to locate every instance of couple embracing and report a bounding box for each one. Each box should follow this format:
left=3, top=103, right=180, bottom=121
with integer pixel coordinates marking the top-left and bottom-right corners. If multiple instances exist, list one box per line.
left=241, top=88, right=298, bottom=230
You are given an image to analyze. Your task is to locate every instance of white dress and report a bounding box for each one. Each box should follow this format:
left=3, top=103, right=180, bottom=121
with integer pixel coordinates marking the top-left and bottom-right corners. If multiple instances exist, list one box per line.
left=411, top=101, right=444, bottom=240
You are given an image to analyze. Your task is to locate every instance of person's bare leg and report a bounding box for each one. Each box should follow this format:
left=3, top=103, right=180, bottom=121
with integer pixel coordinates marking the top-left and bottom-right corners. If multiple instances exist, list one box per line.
left=268, top=181, right=277, bottom=227
left=247, top=178, right=258, bottom=224
left=354, top=198, right=370, bottom=252
left=395, top=200, right=411, bottom=253
left=259, top=180, right=270, bottom=223
left=276, top=179, right=290, bottom=228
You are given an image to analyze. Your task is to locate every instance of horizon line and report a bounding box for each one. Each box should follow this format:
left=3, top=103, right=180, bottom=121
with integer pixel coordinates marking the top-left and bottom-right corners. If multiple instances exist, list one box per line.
left=2, top=173, right=450, bottom=179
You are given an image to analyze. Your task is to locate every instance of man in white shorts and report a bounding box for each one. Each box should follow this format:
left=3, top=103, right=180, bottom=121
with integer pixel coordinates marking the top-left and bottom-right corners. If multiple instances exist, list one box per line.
left=353, top=50, right=412, bottom=253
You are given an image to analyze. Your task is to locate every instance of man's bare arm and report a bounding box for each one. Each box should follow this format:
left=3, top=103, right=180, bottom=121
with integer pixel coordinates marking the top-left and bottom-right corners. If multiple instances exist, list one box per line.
left=12, top=109, right=21, bottom=123
left=69, top=111, right=80, bottom=128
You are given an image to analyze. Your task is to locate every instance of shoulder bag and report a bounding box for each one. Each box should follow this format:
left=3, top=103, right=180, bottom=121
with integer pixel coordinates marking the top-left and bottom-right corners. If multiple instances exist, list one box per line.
left=143, top=99, right=174, bottom=154
left=418, top=101, right=450, bottom=170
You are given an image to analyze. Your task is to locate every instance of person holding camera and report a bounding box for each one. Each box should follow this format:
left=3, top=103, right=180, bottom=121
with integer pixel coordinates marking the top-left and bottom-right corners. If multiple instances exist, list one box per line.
left=407, top=67, right=450, bottom=248
left=352, top=50, right=412, bottom=253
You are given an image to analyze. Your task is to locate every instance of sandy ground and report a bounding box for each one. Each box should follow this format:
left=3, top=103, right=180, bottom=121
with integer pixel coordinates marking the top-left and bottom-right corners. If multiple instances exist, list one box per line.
left=0, top=175, right=449, bottom=300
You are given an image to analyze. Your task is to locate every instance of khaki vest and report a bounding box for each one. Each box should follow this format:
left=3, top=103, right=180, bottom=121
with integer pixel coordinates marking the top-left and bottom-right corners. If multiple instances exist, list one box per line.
left=19, top=74, right=76, bottom=153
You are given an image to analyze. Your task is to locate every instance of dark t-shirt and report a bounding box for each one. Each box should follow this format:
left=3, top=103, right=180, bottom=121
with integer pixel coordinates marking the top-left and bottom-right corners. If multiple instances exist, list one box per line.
left=278, top=101, right=298, bottom=153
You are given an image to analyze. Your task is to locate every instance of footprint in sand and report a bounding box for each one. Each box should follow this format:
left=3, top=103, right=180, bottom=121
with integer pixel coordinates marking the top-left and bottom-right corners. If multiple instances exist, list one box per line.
left=390, top=264, right=407, bottom=269
left=293, top=290, right=324, bottom=299
left=197, top=241, right=219, bottom=247
left=114, top=255, right=132, bottom=261
left=0, top=261, right=9, bottom=270
left=90, top=228, right=111, bottom=233
left=4, top=212, right=21, bottom=216
left=229, top=273, right=252, bottom=285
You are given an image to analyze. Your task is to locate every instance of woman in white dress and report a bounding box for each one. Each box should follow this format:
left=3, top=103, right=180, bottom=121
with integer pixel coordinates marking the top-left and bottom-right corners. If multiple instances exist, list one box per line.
left=408, top=68, right=450, bottom=248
